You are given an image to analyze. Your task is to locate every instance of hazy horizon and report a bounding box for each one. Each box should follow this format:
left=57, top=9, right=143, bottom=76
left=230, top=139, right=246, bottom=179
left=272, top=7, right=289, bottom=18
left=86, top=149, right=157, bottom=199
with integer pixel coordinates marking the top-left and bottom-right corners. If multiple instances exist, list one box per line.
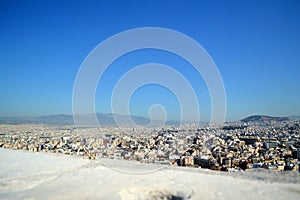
left=0, top=112, right=297, bottom=124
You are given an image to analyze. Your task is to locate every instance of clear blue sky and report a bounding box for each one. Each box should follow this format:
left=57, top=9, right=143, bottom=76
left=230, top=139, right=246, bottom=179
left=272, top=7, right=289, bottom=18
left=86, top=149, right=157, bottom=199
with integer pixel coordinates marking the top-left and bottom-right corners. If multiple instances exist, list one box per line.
left=0, top=0, right=299, bottom=121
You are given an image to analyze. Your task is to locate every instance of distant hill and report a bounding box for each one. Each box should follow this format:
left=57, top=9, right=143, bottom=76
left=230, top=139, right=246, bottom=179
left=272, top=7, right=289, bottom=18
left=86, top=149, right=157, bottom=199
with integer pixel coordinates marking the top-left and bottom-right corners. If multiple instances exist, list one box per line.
left=0, top=112, right=187, bottom=126
left=0, top=113, right=156, bottom=126
left=289, top=116, right=300, bottom=120
left=241, top=115, right=289, bottom=123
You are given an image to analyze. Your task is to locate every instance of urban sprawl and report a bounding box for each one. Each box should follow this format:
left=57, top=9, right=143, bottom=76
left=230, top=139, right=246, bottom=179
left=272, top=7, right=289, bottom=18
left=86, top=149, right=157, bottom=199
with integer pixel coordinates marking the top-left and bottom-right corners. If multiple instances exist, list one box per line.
left=1, top=118, right=300, bottom=173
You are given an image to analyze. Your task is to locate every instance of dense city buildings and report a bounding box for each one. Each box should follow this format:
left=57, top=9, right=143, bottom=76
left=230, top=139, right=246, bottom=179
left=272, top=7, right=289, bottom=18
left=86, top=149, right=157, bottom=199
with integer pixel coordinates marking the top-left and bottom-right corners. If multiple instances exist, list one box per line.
left=1, top=117, right=299, bottom=173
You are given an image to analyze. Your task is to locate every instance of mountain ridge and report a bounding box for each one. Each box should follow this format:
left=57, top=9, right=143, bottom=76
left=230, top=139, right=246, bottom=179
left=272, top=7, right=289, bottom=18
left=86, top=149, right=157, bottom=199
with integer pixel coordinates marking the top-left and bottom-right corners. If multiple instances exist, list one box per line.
left=0, top=114, right=294, bottom=126
left=240, top=115, right=289, bottom=123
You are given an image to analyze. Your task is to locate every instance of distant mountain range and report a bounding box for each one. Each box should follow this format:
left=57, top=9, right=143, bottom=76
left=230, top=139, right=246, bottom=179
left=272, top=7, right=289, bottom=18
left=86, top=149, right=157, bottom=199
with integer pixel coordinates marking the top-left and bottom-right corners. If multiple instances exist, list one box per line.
left=0, top=113, right=152, bottom=126
left=240, top=115, right=290, bottom=123
left=0, top=114, right=296, bottom=126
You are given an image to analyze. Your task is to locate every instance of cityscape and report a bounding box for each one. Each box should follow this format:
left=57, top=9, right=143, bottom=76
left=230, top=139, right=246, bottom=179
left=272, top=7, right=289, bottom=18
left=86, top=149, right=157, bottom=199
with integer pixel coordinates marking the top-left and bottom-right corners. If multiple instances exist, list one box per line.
left=1, top=0, right=300, bottom=199
left=1, top=115, right=299, bottom=173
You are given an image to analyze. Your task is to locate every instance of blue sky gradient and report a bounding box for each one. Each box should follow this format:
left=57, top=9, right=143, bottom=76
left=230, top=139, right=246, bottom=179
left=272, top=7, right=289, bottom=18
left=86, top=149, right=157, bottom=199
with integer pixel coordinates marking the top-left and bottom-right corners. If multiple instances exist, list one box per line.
left=0, top=0, right=299, bottom=121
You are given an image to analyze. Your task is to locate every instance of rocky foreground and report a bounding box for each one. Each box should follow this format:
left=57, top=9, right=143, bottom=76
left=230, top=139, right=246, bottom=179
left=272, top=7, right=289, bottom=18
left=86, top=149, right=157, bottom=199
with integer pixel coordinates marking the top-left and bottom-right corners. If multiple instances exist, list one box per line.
left=0, top=148, right=299, bottom=200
